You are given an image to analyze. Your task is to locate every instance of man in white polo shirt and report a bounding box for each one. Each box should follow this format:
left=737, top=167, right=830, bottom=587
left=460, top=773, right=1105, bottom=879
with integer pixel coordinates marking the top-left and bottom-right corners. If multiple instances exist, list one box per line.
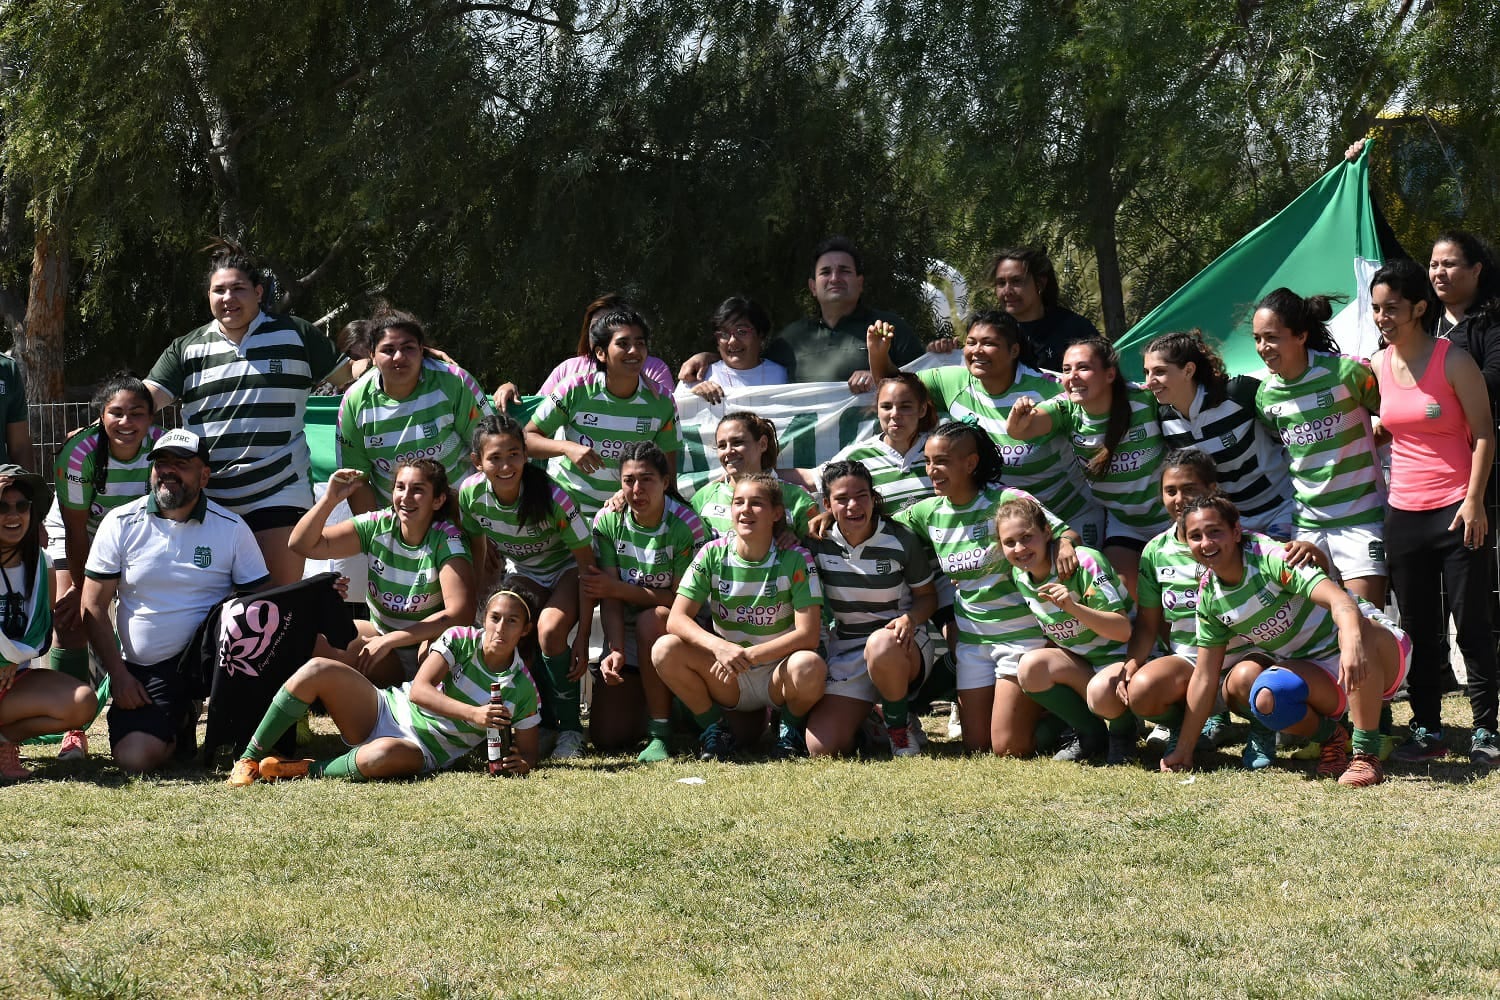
left=82, top=428, right=270, bottom=774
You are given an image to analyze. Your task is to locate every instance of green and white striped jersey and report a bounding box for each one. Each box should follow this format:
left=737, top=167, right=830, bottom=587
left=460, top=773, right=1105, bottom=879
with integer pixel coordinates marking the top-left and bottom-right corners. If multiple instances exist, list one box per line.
left=690, top=478, right=818, bottom=540
left=825, top=433, right=933, bottom=512
left=352, top=510, right=470, bottom=635
left=1010, top=545, right=1131, bottom=668
left=529, top=370, right=682, bottom=520
left=803, top=515, right=934, bottom=658
left=1255, top=352, right=1385, bottom=529
left=897, top=486, right=1067, bottom=646
left=593, top=504, right=706, bottom=624
left=917, top=365, right=1093, bottom=524
left=1037, top=386, right=1169, bottom=534
left=678, top=538, right=822, bottom=650
left=336, top=357, right=495, bottom=503
left=385, top=631, right=540, bottom=771
left=457, top=472, right=591, bottom=589
left=1138, top=527, right=1215, bottom=654
left=146, top=312, right=340, bottom=512
left=53, top=424, right=162, bottom=537
left=1195, top=533, right=1338, bottom=660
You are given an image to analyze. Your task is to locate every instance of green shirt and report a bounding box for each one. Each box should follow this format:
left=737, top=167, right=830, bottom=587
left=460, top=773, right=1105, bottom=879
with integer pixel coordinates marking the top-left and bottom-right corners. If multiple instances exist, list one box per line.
left=917, top=364, right=1092, bottom=524
left=1010, top=545, right=1131, bottom=669
left=1195, top=533, right=1338, bottom=660
left=689, top=478, right=818, bottom=540
left=352, top=510, right=470, bottom=635
left=529, top=370, right=682, bottom=520
left=1036, top=386, right=1168, bottom=534
left=1255, top=352, right=1385, bottom=529
left=336, top=357, right=495, bottom=504
left=764, top=303, right=922, bottom=383
left=592, top=505, right=705, bottom=625
left=457, top=472, right=591, bottom=589
left=678, top=538, right=822, bottom=649
left=385, top=632, right=540, bottom=771
left=897, top=486, right=1068, bottom=647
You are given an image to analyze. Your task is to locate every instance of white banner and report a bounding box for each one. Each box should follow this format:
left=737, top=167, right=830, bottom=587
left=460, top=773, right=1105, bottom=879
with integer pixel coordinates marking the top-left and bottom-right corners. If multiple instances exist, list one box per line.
left=674, top=351, right=962, bottom=494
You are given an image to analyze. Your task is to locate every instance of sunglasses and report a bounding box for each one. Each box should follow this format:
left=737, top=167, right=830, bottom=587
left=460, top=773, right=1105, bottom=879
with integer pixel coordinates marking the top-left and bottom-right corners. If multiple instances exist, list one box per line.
left=0, top=499, right=31, bottom=514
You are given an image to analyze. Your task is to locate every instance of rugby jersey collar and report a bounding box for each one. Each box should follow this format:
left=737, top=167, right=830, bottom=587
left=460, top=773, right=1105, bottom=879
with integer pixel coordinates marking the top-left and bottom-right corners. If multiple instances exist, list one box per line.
left=212, top=310, right=272, bottom=345
left=145, top=490, right=210, bottom=523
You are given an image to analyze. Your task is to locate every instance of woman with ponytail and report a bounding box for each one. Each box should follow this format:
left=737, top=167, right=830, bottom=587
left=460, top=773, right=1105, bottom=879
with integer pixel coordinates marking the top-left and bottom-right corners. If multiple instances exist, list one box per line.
left=1251, top=288, right=1387, bottom=605
left=1007, top=337, right=1168, bottom=597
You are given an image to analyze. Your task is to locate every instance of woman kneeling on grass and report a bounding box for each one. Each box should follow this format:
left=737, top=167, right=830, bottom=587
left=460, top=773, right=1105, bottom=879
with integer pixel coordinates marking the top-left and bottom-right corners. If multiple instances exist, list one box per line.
left=997, top=496, right=1135, bottom=765
left=228, top=583, right=540, bottom=784
left=652, top=474, right=827, bottom=761
left=1161, top=494, right=1410, bottom=787
left=587, top=441, right=705, bottom=762
left=803, top=460, right=937, bottom=757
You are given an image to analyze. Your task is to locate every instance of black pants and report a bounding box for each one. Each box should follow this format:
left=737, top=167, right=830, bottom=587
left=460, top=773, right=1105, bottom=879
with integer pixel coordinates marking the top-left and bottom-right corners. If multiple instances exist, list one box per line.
left=1386, top=502, right=1499, bottom=732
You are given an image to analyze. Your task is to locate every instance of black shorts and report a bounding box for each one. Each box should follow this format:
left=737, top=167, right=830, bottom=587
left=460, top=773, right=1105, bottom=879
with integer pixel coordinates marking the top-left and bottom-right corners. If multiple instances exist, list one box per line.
left=240, top=505, right=308, bottom=533
left=107, top=657, right=191, bottom=746
left=1103, top=535, right=1148, bottom=554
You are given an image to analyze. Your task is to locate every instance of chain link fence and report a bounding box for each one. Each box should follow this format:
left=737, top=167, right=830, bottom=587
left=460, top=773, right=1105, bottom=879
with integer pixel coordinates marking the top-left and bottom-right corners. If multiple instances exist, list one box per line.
left=26, top=403, right=180, bottom=484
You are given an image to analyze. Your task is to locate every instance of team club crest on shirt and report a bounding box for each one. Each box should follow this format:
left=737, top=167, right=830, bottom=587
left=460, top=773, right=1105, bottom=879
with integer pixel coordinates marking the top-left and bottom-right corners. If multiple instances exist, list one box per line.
left=635, top=418, right=653, bottom=434
left=967, top=522, right=990, bottom=542
left=1316, top=390, right=1335, bottom=409
left=268, top=358, right=283, bottom=375
left=1219, top=431, right=1237, bottom=448
left=876, top=559, right=891, bottom=575
left=423, top=421, right=438, bottom=438
left=192, top=546, right=213, bottom=569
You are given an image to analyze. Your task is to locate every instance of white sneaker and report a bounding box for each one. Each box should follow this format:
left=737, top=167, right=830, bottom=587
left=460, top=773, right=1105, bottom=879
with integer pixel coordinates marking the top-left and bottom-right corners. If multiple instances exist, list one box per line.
left=549, top=729, right=585, bottom=760
left=906, top=712, right=929, bottom=751
left=946, top=703, right=963, bottom=740
left=1144, top=724, right=1171, bottom=746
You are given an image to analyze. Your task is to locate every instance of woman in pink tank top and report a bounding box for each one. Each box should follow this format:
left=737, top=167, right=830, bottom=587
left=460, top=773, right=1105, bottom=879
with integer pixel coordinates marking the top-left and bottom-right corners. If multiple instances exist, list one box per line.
left=1372, top=258, right=1499, bottom=768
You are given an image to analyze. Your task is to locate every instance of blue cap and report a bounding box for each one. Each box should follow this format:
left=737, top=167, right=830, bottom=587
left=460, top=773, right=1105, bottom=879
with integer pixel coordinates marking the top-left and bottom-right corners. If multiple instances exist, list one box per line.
left=1248, top=666, right=1311, bottom=732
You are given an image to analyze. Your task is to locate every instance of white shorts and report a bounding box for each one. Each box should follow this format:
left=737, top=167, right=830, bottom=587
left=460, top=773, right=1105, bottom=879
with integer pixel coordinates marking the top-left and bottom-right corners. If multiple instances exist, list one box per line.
left=955, top=637, right=1046, bottom=689
left=1293, top=522, right=1387, bottom=581
left=43, top=496, right=67, bottom=565
left=824, top=633, right=934, bottom=703
left=734, top=661, right=779, bottom=711
left=357, top=692, right=428, bottom=767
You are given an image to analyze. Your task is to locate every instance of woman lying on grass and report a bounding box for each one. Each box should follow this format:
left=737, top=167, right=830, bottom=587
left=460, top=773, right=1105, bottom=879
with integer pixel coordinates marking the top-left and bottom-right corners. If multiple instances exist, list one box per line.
left=227, top=583, right=540, bottom=784
left=1161, top=494, right=1410, bottom=787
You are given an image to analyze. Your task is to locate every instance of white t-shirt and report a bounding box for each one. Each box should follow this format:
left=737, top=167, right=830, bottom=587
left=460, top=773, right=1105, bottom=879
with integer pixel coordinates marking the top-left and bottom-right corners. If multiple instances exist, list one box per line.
left=85, top=494, right=270, bottom=663
left=705, top=359, right=788, bottom=388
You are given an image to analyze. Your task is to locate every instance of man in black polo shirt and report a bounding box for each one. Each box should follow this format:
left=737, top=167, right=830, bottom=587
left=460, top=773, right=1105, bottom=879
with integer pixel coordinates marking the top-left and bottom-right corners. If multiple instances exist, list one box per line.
left=679, top=236, right=926, bottom=394
left=990, top=246, right=1101, bottom=372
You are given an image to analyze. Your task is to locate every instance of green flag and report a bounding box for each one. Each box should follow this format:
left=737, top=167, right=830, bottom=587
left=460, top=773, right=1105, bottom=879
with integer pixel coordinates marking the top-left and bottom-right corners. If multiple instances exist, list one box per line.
left=1115, top=141, right=1384, bottom=376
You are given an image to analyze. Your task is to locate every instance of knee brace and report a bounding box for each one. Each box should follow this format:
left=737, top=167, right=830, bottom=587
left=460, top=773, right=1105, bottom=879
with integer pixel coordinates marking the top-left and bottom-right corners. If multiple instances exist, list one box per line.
left=1248, top=666, right=1309, bottom=732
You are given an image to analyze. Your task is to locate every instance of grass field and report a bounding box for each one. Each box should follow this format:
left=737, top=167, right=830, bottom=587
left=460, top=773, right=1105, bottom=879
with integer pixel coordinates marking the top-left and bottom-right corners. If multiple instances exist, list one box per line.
left=5, top=697, right=1500, bottom=1000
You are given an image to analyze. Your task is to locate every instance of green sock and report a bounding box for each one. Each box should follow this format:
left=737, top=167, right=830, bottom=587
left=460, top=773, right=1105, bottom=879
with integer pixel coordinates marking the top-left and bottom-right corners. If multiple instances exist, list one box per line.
left=1033, top=712, right=1068, bottom=749
left=693, top=706, right=723, bottom=730
left=1312, top=715, right=1340, bottom=744
left=637, top=719, right=672, bottom=763
left=1352, top=727, right=1383, bottom=756
left=241, top=689, right=312, bottom=761
left=1107, top=713, right=1137, bottom=735
left=882, top=695, right=910, bottom=732
left=50, top=647, right=91, bottom=685
left=1143, top=705, right=1185, bottom=728
left=779, top=706, right=806, bottom=732
left=309, top=748, right=364, bottom=780
left=1025, top=685, right=1106, bottom=740
left=540, top=650, right=582, bottom=733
